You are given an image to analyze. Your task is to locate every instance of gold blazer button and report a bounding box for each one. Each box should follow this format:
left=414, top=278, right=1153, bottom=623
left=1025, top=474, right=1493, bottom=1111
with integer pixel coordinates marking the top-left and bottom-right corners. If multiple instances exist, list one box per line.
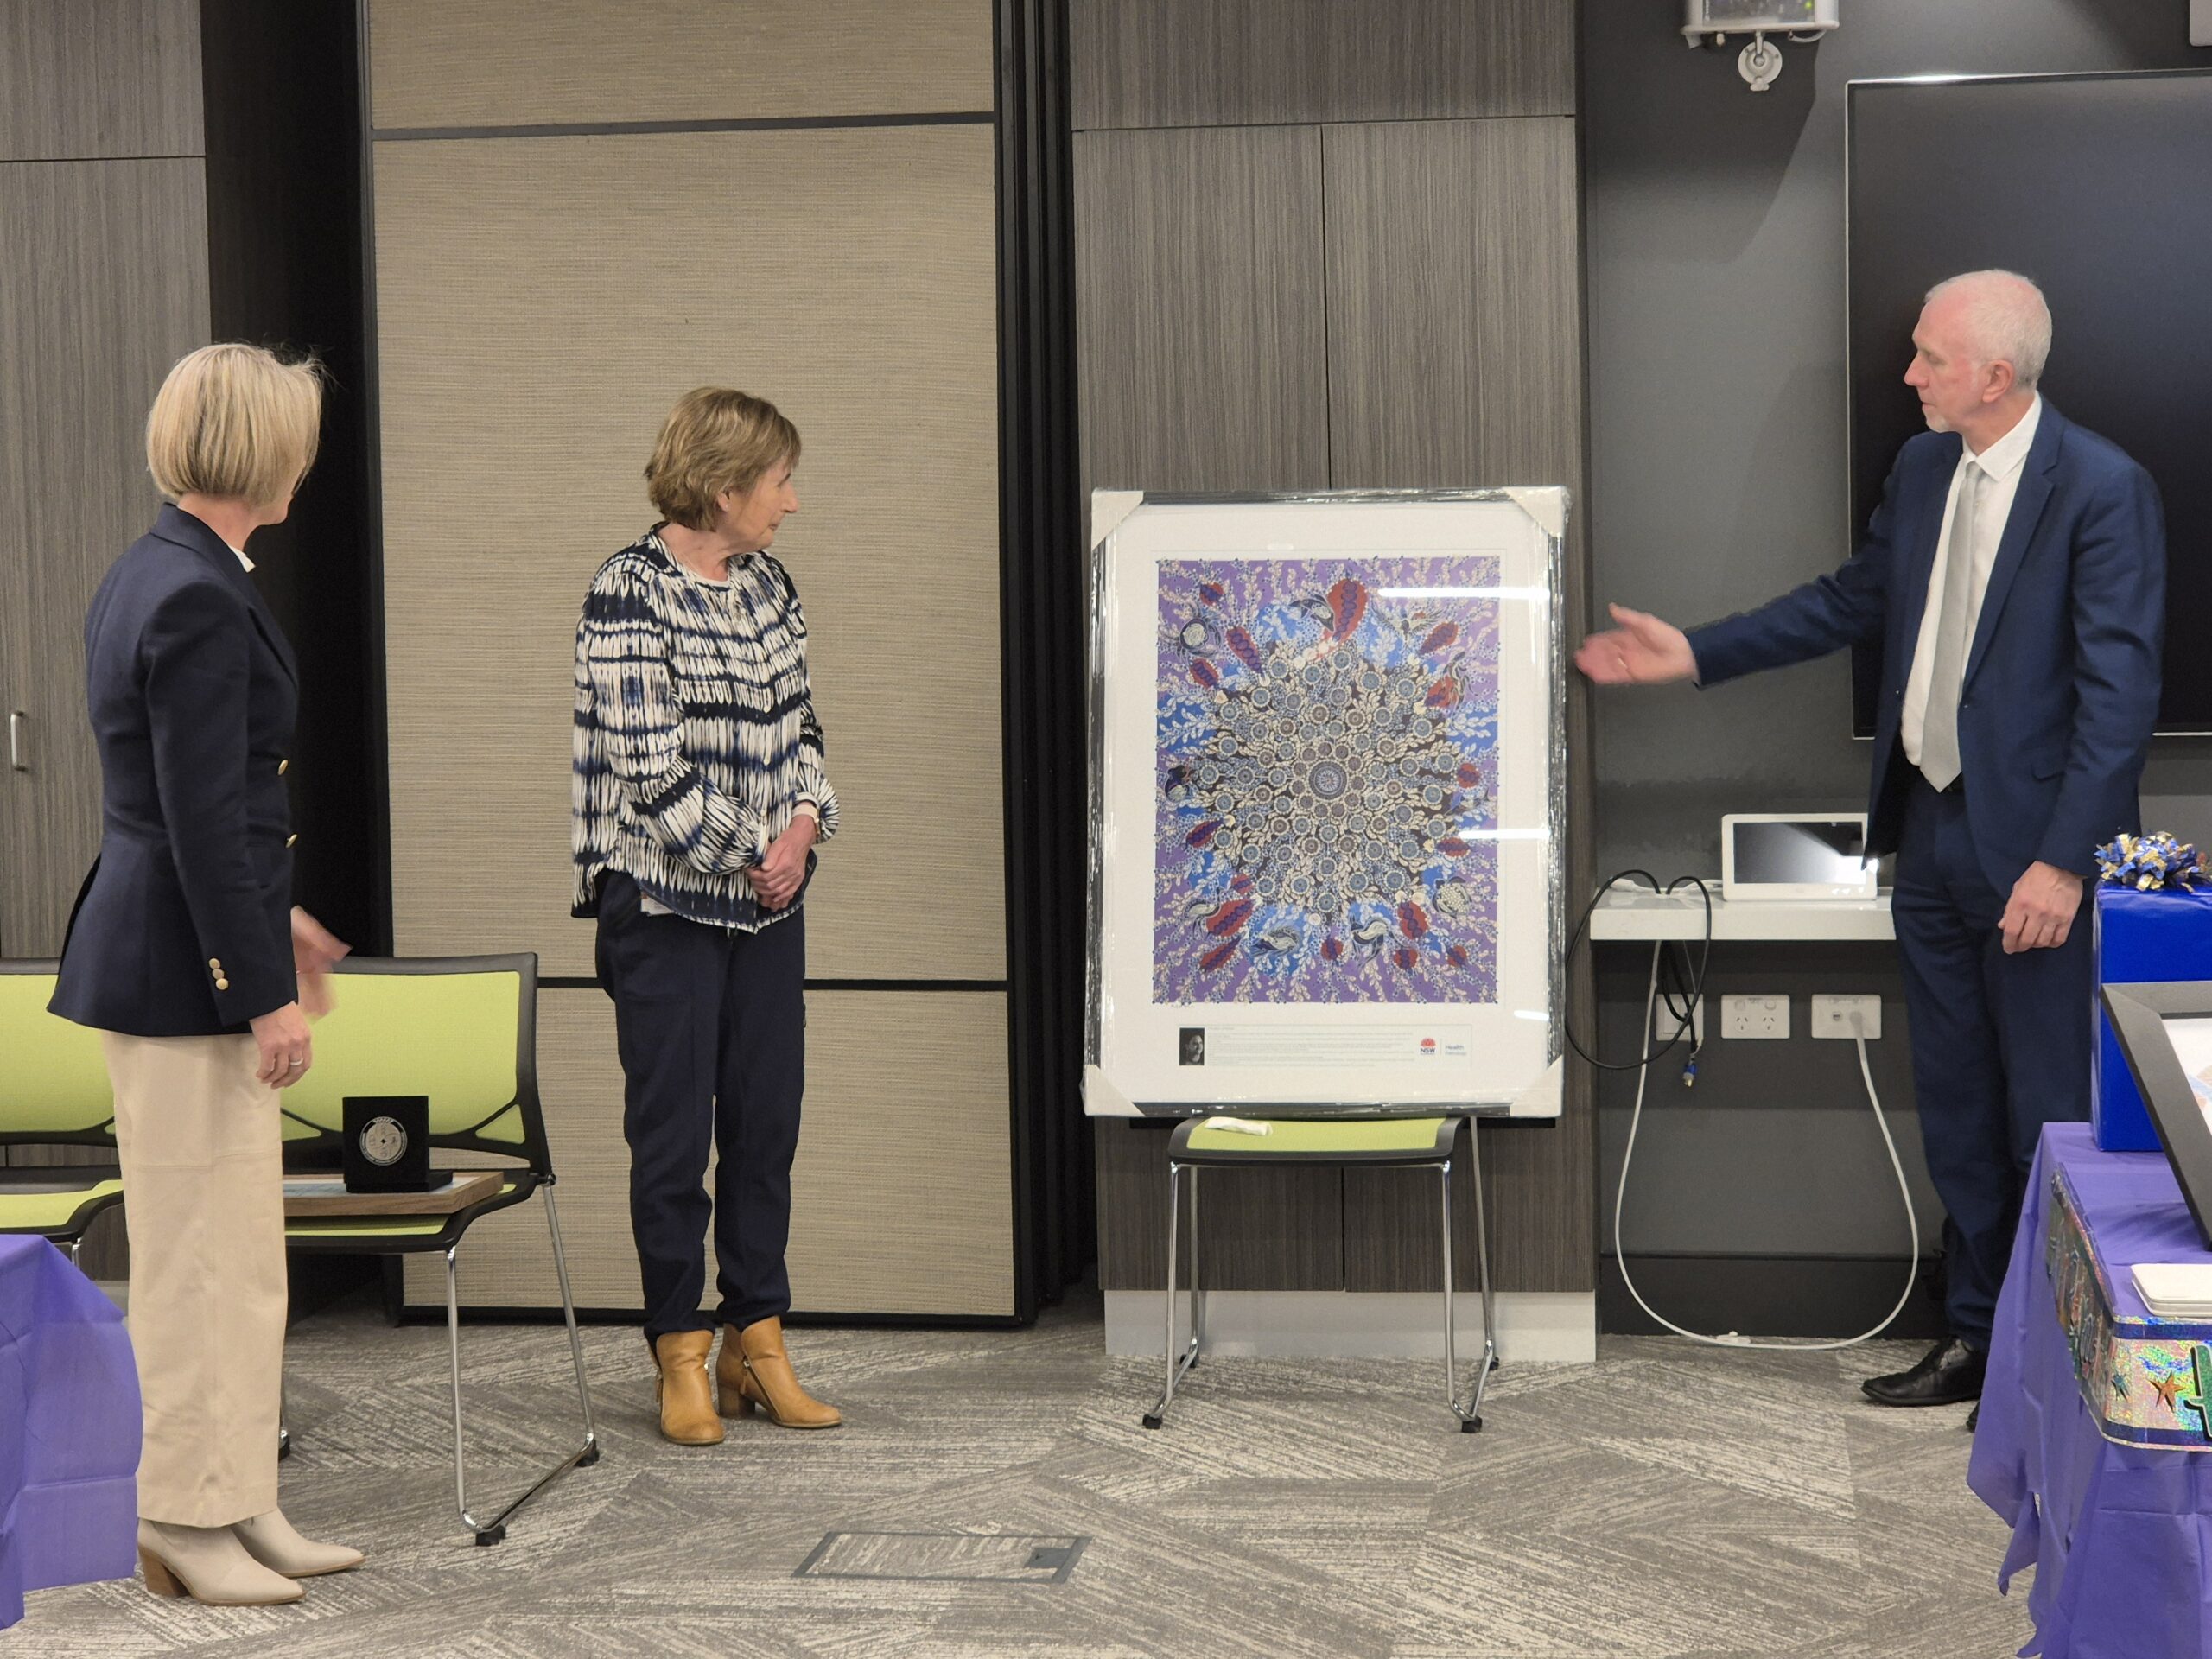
left=286, top=834, right=299, bottom=848
left=208, top=957, right=222, bottom=970
left=214, top=977, right=231, bottom=992
left=277, top=759, right=289, bottom=775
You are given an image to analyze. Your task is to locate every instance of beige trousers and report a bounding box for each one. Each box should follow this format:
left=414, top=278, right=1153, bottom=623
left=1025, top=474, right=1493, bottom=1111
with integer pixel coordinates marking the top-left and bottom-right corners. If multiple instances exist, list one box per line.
left=104, top=1031, right=286, bottom=1527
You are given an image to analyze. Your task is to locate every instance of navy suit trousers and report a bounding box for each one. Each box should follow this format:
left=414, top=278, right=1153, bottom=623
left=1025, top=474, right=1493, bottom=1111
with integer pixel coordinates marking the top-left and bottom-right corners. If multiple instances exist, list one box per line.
left=595, top=872, right=806, bottom=1344
left=1891, top=779, right=2092, bottom=1349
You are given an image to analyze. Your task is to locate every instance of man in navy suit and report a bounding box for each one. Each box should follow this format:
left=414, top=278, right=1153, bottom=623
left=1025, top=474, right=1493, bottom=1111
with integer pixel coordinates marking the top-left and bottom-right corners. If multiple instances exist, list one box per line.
left=1579, top=270, right=2164, bottom=1408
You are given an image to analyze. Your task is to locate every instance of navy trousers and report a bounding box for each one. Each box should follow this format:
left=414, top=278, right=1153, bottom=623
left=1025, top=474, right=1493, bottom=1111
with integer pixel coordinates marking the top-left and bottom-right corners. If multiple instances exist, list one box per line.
left=594, top=872, right=806, bottom=1344
left=1891, top=779, right=2093, bottom=1351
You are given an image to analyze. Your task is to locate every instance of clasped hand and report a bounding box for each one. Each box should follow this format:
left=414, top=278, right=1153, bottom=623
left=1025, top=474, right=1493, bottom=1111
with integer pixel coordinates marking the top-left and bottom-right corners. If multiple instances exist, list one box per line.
left=750, top=815, right=817, bottom=911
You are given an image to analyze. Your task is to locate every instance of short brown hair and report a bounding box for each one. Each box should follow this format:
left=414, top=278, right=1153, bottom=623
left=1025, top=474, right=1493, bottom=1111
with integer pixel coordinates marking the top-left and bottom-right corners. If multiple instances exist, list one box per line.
left=645, top=388, right=801, bottom=531
left=145, top=343, right=324, bottom=507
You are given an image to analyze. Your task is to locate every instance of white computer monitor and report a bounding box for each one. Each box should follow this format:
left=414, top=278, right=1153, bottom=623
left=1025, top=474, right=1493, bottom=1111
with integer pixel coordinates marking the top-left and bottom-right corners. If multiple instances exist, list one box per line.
left=1720, top=813, right=1876, bottom=902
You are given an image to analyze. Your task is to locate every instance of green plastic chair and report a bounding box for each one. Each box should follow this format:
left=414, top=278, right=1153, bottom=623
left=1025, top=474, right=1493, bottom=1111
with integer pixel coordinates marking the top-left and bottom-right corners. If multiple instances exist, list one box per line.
left=1141, top=1114, right=1497, bottom=1433
left=0, top=962, right=125, bottom=1268
left=277, top=952, right=598, bottom=1545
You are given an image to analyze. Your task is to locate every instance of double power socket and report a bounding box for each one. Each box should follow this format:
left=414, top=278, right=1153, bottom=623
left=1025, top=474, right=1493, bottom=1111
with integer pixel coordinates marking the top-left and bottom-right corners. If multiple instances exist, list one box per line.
left=1659, top=994, right=1882, bottom=1044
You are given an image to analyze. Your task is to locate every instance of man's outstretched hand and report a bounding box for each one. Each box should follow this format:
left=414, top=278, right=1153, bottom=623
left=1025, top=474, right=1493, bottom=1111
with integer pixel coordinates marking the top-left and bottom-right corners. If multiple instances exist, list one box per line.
left=1575, top=604, right=1699, bottom=686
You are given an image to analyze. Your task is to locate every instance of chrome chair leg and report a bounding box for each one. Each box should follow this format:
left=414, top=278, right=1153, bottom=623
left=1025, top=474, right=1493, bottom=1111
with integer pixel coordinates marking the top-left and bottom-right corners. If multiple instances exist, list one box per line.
left=1449, top=1116, right=1498, bottom=1433
left=445, top=1207, right=599, bottom=1547
left=1189, top=1166, right=1207, bottom=1363
left=1143, top=1160, right=1202, bottom=1428
left=543, top=1185, right=599, bottom=1465
left=1442, top=1159, right=1464, bottom=1425
left=278, top=1379, right=291, bottom=1461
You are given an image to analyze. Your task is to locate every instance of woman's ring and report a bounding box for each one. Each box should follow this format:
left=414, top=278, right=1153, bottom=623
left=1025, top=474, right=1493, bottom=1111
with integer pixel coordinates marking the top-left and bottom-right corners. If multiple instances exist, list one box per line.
left=289, top=1058, right=305, bottom=1068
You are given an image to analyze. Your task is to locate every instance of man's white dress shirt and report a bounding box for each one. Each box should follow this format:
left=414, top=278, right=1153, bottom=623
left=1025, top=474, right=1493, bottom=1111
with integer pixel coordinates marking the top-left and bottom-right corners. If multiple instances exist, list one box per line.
left=1900, top=394, right=2044, bottom=769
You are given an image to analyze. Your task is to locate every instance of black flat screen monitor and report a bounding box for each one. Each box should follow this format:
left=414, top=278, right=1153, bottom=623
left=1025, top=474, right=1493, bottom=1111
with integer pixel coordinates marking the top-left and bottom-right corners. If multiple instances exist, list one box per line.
left=1847, top=71, right=2212, bottom=735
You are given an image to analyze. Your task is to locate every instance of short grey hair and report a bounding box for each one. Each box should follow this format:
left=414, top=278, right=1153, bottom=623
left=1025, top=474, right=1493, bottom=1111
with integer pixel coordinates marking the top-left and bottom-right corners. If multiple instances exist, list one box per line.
left=1926, top=270, right=2052, bottom=390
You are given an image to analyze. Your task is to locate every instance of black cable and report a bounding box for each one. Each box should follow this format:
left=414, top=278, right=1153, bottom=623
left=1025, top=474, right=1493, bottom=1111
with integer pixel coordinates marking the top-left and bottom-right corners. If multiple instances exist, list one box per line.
left=1561, top=870, right=1714, bottom=1072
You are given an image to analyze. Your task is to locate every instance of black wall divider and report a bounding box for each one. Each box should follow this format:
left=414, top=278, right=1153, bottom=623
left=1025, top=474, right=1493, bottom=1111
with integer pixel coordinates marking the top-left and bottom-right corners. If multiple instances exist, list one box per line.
left=202, top=0, right=389, bottom=956
left=996, top=0, right=1090, bottom=1313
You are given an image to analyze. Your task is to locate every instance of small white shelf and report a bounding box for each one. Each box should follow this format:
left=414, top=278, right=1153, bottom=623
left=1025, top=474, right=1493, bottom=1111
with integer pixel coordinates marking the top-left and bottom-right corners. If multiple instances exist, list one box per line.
left=1590, top=884, right=1895, bottom=943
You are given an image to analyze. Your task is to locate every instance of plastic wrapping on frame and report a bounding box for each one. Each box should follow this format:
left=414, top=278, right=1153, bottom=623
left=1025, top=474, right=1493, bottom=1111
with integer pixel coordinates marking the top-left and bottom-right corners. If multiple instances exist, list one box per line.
left=1083, top=489, right=1569, bottom=1117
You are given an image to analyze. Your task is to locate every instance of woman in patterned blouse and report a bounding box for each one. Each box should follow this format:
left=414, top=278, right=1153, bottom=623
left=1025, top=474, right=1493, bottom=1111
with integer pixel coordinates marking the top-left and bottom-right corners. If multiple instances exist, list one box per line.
left=572, top=388, right=842, bottom=1443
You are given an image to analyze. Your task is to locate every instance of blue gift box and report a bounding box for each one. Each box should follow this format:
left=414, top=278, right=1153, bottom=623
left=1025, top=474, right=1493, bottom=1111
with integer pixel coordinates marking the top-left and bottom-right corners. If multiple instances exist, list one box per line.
left=2094, top=885, right=2212, bottom=1151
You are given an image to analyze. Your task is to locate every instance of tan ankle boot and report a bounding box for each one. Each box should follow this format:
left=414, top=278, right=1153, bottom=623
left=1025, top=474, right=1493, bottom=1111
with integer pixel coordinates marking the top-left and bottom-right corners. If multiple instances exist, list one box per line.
left=718, top=1317, right=842, bottom=1428
left=137, top=1520, right=303, bottom=1605
left=653, top=1330, right=725, bottom=1445
left=232, top=1510, right=365, bottom=1578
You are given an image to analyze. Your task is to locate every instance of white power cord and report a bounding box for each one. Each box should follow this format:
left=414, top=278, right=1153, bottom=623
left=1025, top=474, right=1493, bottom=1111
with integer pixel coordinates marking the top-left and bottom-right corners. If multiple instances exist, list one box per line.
left=1611, top=940, right=1922, bottom=1350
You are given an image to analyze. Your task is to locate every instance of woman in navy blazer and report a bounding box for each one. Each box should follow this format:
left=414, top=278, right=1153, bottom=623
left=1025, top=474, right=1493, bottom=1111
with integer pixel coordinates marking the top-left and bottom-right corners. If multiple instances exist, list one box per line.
left=50, top=345, right=362, bottom=1605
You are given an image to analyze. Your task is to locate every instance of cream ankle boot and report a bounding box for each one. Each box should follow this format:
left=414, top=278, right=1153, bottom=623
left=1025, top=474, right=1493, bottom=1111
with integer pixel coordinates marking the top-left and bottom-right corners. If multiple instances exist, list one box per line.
left=233, top=1510, right=365, bottom=1578
left=137, top=1519, right=303, bottom=1605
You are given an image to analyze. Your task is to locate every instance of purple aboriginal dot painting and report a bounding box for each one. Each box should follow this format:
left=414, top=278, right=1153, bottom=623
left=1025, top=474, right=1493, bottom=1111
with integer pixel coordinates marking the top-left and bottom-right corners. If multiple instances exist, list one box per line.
left=1154, top=557, right=1502, bottom=1005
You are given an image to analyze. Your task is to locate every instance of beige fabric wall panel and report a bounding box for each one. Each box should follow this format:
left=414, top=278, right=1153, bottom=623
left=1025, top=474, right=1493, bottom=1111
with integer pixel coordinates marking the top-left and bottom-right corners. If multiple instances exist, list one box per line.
left=784, top=989, right=1013, bottom=1316
left=1074, top=125, right=1329, bottom=499
left=375, top=127, right=1001, bottom=980
left=367, top=0, right=993, bottom=130
left=404, top=988, right=1014, bottom=1317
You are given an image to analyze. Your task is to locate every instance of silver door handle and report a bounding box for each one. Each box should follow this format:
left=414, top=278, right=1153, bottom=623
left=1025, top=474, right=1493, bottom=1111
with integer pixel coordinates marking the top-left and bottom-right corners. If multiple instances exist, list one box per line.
left=8, top=710, right=24, bottom=772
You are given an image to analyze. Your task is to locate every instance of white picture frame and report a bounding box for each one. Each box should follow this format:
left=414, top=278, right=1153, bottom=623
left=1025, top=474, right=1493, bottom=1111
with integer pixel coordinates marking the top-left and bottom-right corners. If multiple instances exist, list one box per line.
left=1083, top=490, right=1567, bottom=1118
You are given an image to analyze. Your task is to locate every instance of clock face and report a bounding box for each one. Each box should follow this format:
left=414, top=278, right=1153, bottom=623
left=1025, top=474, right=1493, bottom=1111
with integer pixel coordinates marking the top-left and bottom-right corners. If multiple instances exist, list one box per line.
left=360, top=1115, right=410, bottom=1167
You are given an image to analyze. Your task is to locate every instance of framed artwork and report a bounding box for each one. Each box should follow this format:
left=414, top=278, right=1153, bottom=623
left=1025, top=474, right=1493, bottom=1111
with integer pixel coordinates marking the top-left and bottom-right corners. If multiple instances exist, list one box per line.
left=1084, top=491, right=1567, bottom=1116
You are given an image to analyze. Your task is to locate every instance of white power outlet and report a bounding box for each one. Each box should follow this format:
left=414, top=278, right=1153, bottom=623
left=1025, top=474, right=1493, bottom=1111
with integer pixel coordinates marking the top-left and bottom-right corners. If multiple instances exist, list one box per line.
left=1653, top=997, right=1704, bottom=1046
left=1721, top=994, right=1789, bottom=1040
left=1811, top=994, right=1882, bottom=1040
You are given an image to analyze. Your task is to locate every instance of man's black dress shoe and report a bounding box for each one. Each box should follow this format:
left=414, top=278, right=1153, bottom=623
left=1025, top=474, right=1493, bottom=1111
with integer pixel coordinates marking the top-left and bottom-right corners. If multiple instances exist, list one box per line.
left=1861, top=1338, right=1986, bottom=1407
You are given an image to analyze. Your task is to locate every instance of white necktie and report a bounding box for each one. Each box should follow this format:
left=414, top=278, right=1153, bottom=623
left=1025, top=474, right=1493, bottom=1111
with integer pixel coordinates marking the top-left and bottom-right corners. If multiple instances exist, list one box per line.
left=1918, top=466, right=1981, bottom=792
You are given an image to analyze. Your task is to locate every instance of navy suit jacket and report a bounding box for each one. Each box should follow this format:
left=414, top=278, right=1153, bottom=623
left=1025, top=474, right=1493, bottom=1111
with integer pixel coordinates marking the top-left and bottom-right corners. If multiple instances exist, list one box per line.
left=50, top=505, right=298, bottom=1037
left=1685, top=404, right=2164, bottom=895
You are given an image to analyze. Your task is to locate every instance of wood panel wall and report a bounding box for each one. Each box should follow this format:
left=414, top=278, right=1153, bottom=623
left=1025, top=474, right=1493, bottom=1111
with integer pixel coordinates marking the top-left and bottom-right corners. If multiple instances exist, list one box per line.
left=1072, top=127, right=1329, bottom=501
left=1075, top=0, right=1594, bottom=1299
left=367, top=0, right=1014, bottom=1318
left=0, top=0, right=204, bottom=161
left=0, top=0, right=213, bottom=1282
left=1071, top=0, right=1576, bottom=130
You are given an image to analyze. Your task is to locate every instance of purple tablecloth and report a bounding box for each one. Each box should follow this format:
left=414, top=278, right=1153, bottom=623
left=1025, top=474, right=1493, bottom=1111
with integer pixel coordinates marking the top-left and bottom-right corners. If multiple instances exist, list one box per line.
left=0, top=1235, right=138, bottom=1625
left=1970, top=1123, right=2212, bottom=1657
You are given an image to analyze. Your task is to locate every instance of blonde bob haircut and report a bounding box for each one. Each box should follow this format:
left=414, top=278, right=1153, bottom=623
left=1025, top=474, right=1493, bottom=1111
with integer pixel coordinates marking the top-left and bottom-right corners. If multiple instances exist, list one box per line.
left=645, top=388, right=801, bottom=531
left=145, top=343, right=325, bottom=508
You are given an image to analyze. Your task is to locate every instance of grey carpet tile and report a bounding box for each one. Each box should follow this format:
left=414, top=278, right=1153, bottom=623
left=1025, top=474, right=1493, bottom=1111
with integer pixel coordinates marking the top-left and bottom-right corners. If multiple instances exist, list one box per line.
left=16, top=1296, right=2040, bottom=1658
